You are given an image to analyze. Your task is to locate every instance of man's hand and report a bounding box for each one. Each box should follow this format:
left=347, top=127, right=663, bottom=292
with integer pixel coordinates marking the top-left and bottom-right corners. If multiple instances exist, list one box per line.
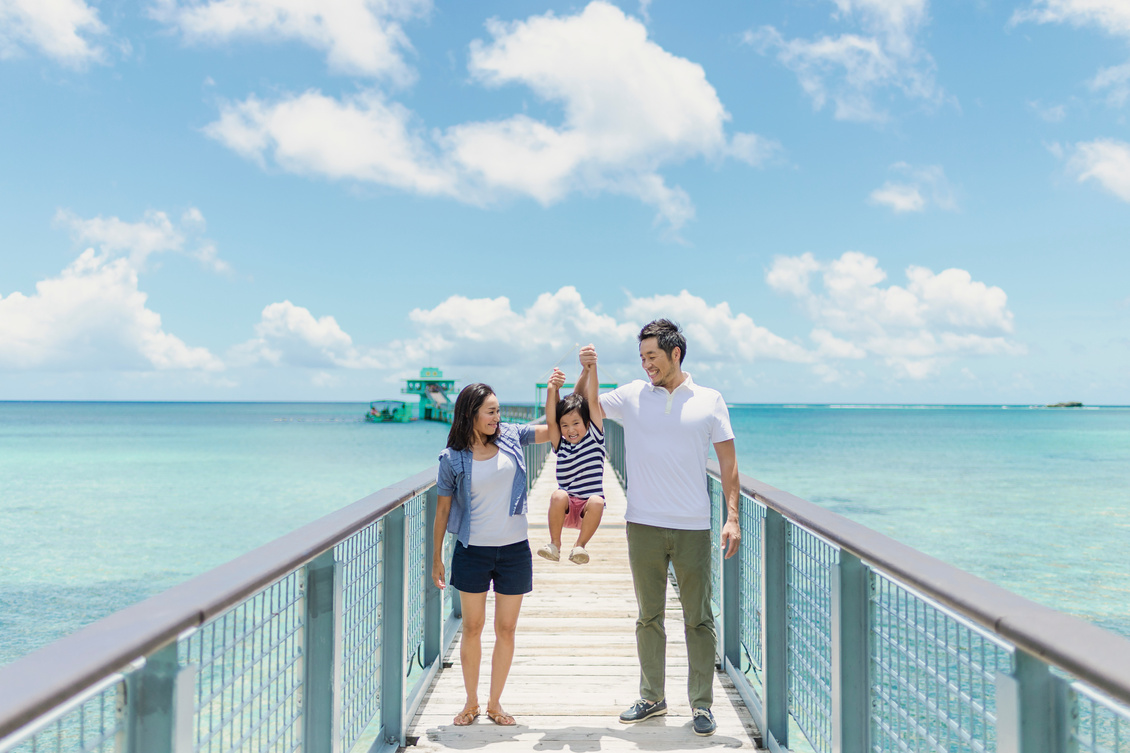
left=548, top=368, right=566, bottom=391
left=579, top=343, right=597, bottom=368
left=721, top=518, right=742, bottom=559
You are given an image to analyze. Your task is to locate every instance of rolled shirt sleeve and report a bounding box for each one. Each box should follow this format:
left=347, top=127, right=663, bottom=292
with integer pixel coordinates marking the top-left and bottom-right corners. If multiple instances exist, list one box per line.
left=711, top=395, right=736, bottom=443
left=599, top=386, right=626, bottom=420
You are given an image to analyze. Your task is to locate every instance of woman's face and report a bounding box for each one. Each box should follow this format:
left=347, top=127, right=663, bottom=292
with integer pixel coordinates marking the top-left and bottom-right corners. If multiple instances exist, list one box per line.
left=473, top=393, right=501, bottom=442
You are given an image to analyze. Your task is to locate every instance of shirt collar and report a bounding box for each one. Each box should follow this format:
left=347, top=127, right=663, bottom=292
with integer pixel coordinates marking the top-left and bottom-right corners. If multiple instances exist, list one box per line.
left=647, top=371, right=695, bottom=394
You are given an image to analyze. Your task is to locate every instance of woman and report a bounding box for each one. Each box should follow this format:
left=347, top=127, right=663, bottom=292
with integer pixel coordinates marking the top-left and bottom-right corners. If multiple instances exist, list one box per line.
left=432, top=378, right=560, bottom=727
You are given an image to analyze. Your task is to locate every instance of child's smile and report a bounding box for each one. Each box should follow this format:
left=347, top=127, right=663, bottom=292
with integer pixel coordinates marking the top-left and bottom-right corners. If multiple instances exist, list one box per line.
left=559, top=411, right=587, bottom=444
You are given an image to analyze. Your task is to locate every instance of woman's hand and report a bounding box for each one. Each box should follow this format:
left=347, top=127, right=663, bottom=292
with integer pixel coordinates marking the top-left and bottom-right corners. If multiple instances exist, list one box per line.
left=548, top=368, right=566, bottom=391
left=432, top=559, right=446, bottom=590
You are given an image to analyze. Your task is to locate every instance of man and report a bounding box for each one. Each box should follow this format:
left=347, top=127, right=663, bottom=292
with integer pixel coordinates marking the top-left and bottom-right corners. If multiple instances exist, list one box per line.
left=576, top=319, right=741, bottom=737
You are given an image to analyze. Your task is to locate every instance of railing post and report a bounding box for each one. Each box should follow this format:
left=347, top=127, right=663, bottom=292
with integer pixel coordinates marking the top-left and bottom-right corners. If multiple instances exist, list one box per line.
left=302, top=550, right=342, bottom=753
left=124, top=643, right=194, bottom=753
left=995, top=650, right=1057, bottom=753
left=380, top=507, right=408, bottom=748
left=720, top=496, right=740, bottom=669
left=761, top=508, right=789, bottom=749
left=424, top=487, right=442, bottom=668
left=832, top=551, right=870, bottom=753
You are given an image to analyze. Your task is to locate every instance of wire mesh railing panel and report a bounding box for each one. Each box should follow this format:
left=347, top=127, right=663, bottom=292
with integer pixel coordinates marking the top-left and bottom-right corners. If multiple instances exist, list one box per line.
left=0, top=676, right=125, bottom=753
left=181, top=573, right=304, bottom=753
left=1073, top=684, right=1130, bottom=753
left=602, top=420, right=626, bottom=488
left=786, top=525, right=838, bottom=753
left=739, top=493, right=766, bottom=685
left=869, top=573, right=1012, bottom=753
left=336, top=520, right=384, bottom=753
left=404, top=492, right=429, bottom=695
left=523, top=440, right=550, bottom=491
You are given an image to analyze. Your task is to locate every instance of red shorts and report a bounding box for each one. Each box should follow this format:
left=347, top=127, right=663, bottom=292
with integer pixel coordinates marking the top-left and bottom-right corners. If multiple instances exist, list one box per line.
left=563, top=494, right=602, bottom=529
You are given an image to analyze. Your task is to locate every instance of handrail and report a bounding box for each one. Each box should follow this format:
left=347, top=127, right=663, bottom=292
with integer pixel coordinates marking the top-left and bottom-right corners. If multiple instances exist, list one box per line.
left=0, top=466, right=437, bottom=742
left=708, top=460, right=1130, bottom=710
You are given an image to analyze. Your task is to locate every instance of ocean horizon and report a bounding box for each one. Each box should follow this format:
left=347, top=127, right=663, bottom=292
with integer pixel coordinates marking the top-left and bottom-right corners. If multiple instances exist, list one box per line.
left=2, top=400, right=1128, bottom=668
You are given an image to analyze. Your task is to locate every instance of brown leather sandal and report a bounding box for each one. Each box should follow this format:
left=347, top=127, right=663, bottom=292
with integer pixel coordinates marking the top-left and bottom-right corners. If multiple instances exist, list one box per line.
left=486, top=707, right=516, bottom=726
left=453, top=705, right=480, bottom=726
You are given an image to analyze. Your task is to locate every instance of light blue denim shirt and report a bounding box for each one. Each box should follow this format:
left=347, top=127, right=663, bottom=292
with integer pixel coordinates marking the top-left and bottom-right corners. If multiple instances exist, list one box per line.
left=436, top=422, right=537, bottom=547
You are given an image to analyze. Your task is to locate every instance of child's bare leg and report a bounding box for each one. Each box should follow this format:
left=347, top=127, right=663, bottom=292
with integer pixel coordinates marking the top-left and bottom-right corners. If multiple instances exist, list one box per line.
left=575, top=496, right=605, bottom=548
left=547, top=489, right=569, bottom=548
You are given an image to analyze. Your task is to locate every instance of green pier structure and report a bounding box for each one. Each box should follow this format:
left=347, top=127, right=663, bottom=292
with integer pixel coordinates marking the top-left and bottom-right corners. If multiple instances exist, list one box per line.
left=402, top=367, right=456, bottom=422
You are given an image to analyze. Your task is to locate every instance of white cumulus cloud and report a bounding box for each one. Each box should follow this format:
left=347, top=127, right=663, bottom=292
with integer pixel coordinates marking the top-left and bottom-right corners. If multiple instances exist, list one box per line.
left=232, top=301, right=382, bottom=369
left=203, top=1, right=773, bottom=231
left=1012, top=0, right=1130, bottom=38
left=150, top=0, right=430, bottom=83
left=767, top=251, right=1021, bottom=379
left=744, top=0, right=945, bottom=123
left=0, top=0, right=108, bottom=66
left=0, top=249, right=222, bottom=372
left=1013, top=0, right=1130, bottom=109
left=56, top=207, right=230, bottom=273
left=620, top=290, right=813, bottom=364
left=868, top=162, right=956, bottom=212
left=1091, top=61, right=1130, bottom=107
left=0, top=210, right=231, bottom=373
left=1067, top=138, right=1130, bottom=202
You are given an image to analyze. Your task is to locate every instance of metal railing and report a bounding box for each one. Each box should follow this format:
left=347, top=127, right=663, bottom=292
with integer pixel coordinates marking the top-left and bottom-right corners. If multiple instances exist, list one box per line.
left=0, top=439, right=549, bottom=753
left=602, top=419, right=1130, bottom=753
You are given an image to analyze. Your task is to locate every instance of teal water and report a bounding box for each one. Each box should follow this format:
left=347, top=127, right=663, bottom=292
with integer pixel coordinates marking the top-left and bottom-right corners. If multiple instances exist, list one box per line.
left=1, top=402, right=1128, bottom=668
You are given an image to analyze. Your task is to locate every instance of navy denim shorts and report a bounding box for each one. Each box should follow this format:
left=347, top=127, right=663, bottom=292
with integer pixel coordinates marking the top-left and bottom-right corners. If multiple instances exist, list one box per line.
left=451, top=540, right=533, bottom=595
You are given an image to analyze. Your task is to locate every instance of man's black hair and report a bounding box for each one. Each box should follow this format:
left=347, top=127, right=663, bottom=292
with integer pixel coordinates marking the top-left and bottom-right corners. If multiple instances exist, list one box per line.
left=638, top=318, right=686, bottom=365
left=447, top=383, right=496, bottom=451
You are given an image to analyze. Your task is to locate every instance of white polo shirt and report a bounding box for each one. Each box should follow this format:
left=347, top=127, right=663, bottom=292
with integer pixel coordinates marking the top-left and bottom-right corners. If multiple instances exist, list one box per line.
left=600, top=373, right=735, bottom=530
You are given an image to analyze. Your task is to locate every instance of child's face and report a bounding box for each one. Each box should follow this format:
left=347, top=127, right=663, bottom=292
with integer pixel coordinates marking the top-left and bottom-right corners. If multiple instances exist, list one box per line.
left=558, top=410, right=587, bottom=444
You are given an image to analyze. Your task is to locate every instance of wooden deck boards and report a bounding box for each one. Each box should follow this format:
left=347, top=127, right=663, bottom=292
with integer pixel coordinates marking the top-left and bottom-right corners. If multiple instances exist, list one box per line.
left=405, top=457, right=764, bottom=751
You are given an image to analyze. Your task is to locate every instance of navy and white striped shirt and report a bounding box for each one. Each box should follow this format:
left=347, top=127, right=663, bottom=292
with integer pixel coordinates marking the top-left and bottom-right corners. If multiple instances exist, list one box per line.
left=554, top=423, right=606, bottom=498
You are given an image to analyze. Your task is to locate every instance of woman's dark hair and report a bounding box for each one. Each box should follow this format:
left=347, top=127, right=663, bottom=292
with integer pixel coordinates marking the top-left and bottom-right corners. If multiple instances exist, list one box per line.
left=447, top=383, right=496, bottom=451
left=638, top=318, right=686, bottom=364
left=556, top=393, right=590, bottom=430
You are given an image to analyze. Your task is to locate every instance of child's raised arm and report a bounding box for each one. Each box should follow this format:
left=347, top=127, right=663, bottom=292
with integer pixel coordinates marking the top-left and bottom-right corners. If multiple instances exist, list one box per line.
left=582, top=354, right=603, bottom=432
left=545, top=367, right=565, bottom=449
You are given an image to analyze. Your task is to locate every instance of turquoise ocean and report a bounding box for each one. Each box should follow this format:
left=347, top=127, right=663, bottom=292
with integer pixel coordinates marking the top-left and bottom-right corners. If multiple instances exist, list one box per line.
left=1, top=401, right=1128, bottom=668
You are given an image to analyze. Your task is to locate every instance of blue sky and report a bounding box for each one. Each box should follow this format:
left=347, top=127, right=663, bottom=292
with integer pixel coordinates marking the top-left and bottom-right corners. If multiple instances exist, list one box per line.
left=1, top=0, right=1128, bottom=404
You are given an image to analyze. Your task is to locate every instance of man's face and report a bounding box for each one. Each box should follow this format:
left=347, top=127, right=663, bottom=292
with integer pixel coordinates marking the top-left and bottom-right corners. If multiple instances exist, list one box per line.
left=639, top=337, right=679, bottom=388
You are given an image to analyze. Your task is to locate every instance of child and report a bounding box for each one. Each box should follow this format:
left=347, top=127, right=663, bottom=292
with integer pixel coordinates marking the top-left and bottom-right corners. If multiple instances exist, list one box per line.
left=537, top=359, right=606, bottom=565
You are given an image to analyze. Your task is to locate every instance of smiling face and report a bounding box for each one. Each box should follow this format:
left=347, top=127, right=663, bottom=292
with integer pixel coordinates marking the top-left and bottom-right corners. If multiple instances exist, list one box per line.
left=639, top=336, right=682, bottom=389
left=558, top=409, right=588, bottom=444
left=473, top=393, right=501, bottom=443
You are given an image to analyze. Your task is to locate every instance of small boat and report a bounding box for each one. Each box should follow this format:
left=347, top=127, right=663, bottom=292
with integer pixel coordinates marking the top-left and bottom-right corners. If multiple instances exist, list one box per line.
left=365, top=400, right=415, bottom=423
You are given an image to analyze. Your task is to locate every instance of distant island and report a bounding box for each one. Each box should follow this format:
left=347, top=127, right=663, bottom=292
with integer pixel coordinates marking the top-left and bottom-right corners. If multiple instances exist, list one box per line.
left=1046, top=401, right=1083, bottom=408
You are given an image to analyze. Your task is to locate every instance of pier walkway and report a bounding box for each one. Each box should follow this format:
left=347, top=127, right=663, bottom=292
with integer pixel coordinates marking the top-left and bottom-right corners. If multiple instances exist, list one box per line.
left=408, top=457, right=762, bottom=751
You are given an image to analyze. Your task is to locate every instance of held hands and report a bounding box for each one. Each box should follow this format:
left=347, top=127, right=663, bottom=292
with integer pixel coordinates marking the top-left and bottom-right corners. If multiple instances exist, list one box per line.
left=721, top=518, right=742, bottom=560
left=579, top=343, right=597, bottom=368
left=548, top=368, right=566, bottom=391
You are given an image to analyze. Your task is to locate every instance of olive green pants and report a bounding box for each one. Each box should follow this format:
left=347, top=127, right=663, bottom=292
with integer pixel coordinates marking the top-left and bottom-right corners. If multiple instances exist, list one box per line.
left=626, top=522, right=716, bottom=709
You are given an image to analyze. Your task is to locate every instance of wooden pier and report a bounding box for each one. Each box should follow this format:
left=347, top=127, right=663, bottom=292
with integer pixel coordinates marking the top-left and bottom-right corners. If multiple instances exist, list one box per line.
left=407, top=456, right=764, bottom=751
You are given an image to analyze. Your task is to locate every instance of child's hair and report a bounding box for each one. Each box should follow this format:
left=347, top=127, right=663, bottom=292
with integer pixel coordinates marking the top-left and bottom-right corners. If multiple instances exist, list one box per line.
left=555, top=393, right=591, bottom=429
